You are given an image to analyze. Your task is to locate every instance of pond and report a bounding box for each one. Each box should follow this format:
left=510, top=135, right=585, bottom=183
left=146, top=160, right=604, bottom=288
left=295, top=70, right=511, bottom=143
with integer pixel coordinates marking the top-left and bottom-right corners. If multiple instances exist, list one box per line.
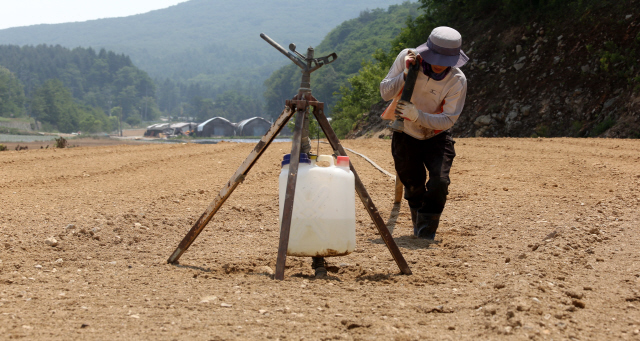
left=167, top=138, right=291, bottom=144
left=0, top=134, right=60, bottom=143
left=0, top=134, right=292, bottom=145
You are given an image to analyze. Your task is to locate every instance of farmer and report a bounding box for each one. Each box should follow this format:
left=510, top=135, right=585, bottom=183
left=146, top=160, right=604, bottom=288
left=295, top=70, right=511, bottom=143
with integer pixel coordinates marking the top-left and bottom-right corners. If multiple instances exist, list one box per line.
left=380, top=26, right=468, bottom=240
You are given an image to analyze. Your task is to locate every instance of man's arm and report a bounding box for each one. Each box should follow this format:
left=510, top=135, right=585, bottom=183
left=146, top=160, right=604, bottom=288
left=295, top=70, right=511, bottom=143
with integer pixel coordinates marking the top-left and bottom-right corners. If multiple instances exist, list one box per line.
left=380, top=49, right=411, bottom=101
left=413, top=78, right=467, bottom=131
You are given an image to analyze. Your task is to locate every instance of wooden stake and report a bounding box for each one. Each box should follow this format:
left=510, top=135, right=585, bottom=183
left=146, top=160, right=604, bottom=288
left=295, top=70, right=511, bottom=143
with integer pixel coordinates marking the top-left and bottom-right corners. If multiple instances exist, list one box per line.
left=394, top=174, right=404, bottom=204
left=274, top=108, right=307, bottom=280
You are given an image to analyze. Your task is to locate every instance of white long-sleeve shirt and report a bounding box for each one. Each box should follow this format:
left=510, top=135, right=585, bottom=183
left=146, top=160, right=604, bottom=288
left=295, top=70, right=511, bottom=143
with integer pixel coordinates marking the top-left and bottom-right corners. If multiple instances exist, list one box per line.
left=380, top=48, right=467, bottom=140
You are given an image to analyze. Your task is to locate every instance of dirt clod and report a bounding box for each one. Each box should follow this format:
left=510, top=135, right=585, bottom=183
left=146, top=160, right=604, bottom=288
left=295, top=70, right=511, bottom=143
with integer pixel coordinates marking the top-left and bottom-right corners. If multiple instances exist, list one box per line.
left=45, top=237, right=58, bottom=247
left=572, top=300, right=586, bottom=309
left=565, top=291, right=584, bottom=299
left=258, top=266, right=274, bottom=275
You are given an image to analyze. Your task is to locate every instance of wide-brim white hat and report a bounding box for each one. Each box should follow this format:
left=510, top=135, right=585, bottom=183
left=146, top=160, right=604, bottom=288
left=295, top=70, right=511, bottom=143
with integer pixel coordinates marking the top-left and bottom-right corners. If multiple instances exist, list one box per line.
left=416, top=26, right=469, bottom=67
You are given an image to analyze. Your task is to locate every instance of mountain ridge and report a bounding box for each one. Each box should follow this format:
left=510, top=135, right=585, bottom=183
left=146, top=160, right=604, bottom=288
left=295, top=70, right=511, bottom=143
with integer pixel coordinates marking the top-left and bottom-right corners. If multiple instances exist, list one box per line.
left=0, top=0, right=408, bottom=81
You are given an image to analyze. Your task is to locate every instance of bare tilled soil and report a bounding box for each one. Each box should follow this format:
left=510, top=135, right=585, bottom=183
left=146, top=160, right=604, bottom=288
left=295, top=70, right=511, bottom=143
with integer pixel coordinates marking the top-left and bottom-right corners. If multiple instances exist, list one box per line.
left=1, top=138, right=639, bottom=340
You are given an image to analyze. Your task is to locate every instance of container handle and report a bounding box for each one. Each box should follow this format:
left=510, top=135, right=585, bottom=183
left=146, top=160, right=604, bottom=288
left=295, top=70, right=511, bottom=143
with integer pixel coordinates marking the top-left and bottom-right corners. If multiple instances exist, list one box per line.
left=316, top=155, right=335, bottom=166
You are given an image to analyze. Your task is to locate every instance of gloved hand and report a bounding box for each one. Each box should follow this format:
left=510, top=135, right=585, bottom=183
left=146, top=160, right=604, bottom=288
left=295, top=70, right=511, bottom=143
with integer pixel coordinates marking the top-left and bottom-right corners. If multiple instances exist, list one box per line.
left=396, top=100, right=419, bottom=122
left=403, top=51, right=421, bottom=76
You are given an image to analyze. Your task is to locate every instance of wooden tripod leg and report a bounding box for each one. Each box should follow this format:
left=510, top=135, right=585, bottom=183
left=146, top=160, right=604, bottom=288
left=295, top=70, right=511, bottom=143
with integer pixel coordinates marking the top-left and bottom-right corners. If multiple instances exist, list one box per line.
left=312, top=109, right=412, bottom=275
left=394, top=173, right=403, bottom=204
left=167, top=107, right=294, bottom=264
left=275, top=108, right=307, bottom=280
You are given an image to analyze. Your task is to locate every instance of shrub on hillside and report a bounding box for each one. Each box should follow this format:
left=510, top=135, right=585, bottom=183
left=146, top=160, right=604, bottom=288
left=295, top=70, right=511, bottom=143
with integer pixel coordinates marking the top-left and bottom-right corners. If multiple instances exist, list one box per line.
left=54, top=137, right=68, bottom=149
left=591, top=117, right=616, bottom=137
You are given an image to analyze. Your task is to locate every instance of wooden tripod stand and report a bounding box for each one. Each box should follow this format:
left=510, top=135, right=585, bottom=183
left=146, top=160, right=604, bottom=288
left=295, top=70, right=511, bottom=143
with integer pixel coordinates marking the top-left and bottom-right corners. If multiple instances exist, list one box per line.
left=167, top=34, right=412, bottom=280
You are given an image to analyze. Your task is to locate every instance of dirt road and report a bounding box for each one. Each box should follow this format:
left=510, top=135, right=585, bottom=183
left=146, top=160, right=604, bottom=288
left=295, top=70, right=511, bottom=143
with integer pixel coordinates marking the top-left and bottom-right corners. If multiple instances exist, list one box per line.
left=1, top=138, right=639, bottom=340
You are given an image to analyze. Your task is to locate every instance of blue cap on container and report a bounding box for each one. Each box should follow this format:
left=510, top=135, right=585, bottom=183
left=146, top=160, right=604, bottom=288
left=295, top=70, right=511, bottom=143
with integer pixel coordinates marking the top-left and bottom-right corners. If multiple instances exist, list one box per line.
left=281, top=153, right=311, bottom=167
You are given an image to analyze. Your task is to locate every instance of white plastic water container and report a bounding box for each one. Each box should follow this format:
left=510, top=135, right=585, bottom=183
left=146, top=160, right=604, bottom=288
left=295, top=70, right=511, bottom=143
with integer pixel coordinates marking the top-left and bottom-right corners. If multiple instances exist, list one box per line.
left=279, top=154, right=356, bottom=257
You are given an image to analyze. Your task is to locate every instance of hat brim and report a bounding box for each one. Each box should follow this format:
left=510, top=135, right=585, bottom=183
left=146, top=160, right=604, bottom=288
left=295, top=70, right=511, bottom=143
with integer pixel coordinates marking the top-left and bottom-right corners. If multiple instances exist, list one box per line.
left=416, top=44, right=469, bottom=68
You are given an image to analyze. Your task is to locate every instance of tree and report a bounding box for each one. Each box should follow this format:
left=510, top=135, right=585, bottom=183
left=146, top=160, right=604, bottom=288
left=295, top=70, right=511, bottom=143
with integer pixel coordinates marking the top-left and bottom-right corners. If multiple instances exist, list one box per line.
left=139, top=96, right=161, bottom=121
left=331, top=61, right=388, bottom=137
left=116, top=85, right=138, bottom=119
left=30, top=80, right=77, bottom=132
left=0, top=44, right=159, bottom=127
left=78, top=106, right=110, bottom=133
left=111, top=106, right=123, bottom=136
left=191, top=96, right=216, bottom=122
left=0, top=66, right=26, bottom=117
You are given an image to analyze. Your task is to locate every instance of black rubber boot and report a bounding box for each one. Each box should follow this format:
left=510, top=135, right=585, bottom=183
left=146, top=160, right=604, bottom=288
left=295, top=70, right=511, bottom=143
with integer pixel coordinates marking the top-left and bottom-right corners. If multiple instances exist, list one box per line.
left=312, top=257, right=327, bottom=278
left=414, top=212, right=441, bottom=240
left=410, top=207, right=418, bottom=234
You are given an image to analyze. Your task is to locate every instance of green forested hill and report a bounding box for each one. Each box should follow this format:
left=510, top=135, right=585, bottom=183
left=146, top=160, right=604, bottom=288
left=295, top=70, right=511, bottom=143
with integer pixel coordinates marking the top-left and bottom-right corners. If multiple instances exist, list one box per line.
left=0, top=66, right=25, bottom=118
left=263, top=2, right=421, bottom=118
left=0, top=45, right=158, bottom=133
left=0, top=0, right=408, bottom=119
left=332, top=0, right=640, bottom=138
left=0, top=0, right=406, bottom=82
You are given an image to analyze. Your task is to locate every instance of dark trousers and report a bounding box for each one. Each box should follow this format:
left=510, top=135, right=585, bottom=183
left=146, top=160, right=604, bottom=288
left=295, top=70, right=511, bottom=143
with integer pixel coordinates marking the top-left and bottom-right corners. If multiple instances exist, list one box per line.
left=391, top=130, right=456, bottom=214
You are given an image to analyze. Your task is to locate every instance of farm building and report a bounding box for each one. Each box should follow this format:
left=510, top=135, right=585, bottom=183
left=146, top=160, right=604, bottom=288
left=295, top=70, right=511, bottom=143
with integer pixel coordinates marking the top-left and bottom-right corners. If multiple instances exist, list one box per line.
left=144, top=123, right=172, bottom=137
left=196, top=117, right=236, bottom=137
left=144, top=122, right=197, bottom=137
left=236, top=117, right=271, bottom=136
left=169, top=122, right=197, bottom=136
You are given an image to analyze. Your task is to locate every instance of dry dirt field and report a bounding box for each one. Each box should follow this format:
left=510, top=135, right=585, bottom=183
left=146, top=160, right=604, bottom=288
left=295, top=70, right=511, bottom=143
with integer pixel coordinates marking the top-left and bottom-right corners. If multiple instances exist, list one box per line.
left=1, top=137, right=639, bottom=340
